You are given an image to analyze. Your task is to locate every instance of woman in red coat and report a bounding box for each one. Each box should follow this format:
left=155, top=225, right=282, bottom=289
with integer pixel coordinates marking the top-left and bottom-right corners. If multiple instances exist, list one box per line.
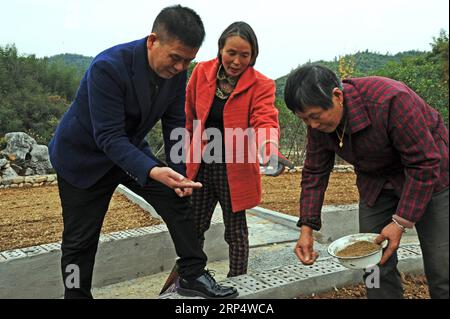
left=185, top=21, right=291, bottom=277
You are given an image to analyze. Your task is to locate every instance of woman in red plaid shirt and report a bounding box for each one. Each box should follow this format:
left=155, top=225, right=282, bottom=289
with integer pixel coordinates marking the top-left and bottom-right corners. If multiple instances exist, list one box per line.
left=284, top=64, right=448, bottom=299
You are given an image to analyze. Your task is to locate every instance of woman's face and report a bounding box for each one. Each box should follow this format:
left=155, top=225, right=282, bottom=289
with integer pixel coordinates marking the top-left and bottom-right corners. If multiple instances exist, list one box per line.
left=295, top=89, right=344, bottom=133
left=220, top=36, right=252, bottom=77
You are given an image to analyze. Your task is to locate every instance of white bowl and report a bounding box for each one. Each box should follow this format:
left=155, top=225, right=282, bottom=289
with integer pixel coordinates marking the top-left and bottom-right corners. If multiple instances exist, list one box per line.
left=327, top=233, right=387, bottom=269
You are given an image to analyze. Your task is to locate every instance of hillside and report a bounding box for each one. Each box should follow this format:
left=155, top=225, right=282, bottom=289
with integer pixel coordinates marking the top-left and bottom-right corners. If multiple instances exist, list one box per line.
left=274, top=50, right=424, bottom=98
left=47, top=53, right=93, bottom=76
left=1, top=30, right=447, bottom=149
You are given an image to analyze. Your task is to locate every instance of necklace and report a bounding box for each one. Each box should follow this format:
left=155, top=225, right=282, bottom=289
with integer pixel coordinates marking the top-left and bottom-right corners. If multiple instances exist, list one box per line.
left=216, top=65, right=238, bottom=100
left=336, top=115, right=347, bottom=148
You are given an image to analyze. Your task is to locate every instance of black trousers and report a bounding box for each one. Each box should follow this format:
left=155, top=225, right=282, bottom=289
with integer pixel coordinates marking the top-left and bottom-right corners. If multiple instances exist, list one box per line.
left=360, top=187, right=449, bottom=299
left=58, top=166, right=206, bottom=299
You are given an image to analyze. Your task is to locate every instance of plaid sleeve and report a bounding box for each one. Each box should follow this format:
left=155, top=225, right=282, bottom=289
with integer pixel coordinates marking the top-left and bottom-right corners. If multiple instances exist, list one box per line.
left=388, top=91, right=441, bottom=223
left=298, top=128, right=335, bottom=230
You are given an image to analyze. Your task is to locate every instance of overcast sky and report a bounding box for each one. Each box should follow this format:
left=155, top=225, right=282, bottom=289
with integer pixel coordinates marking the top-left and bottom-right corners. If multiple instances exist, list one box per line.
left=1, top=0, right=448, bottom=79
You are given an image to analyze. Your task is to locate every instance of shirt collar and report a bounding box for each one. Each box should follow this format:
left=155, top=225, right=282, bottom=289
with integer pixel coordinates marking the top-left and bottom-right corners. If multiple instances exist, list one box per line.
left=343, top=80, right=371, bottom=134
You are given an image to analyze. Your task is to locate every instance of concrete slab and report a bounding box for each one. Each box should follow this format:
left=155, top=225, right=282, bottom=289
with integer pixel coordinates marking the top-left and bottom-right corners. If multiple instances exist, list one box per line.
left=93, top=239, right=425, bottom=300
left=247, top=213, right=299, bottom=247
left=0, top=219, right=227, bottom=299
left=251, top=204, right=418, bottom=244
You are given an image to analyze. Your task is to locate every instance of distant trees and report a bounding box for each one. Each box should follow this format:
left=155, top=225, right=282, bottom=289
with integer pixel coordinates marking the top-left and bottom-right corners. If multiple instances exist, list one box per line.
left=1, top=31, right=448, bottom=166
left=373, top=30, right=449, bottom=127
left=275, top=31, right=448, bottom=165
left=48, top=53, right=92, bottom=78
left=0, top=45, right=82, bottom=143
left=431, top=29, right=449, bottom=84
left=275, top=98, right=307, bottom=164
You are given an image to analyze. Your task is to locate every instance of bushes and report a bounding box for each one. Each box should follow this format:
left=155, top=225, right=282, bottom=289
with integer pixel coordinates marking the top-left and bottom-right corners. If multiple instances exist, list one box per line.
left=0, top=44, right=80, bottom=143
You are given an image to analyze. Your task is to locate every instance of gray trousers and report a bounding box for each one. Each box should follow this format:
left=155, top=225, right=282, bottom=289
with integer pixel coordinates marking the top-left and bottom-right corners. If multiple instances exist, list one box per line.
left=359, top=187, right=449, bottom=299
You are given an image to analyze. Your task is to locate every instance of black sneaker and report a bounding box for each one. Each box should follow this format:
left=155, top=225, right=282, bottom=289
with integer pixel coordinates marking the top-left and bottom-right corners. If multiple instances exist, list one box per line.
left=178, top=270, right=238, bottom=299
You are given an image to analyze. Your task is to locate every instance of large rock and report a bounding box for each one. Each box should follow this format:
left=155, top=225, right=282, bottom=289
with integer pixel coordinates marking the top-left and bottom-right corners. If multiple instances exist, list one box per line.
left=1, top=132, right=37, bottom=161
left=1, top=166, right=19, bottom=180
left=29, top=144, right=53, bottom=175
left=0, top=132, right=54, bottom=178
left=0, top=158, right=8, bottom=169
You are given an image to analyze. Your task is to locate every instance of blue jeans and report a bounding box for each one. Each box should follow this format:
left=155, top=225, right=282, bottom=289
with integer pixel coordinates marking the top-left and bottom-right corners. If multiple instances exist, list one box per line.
left=359, top=187, right=449, bottom=299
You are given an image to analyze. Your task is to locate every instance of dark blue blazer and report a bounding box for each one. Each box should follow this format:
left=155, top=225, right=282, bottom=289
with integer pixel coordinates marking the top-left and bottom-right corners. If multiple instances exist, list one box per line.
left=49, top=37, right=187, bottom=189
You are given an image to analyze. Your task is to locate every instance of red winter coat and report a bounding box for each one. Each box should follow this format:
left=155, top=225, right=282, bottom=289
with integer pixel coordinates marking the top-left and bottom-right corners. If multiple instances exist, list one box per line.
left=185, top=58, right=280, bottom=212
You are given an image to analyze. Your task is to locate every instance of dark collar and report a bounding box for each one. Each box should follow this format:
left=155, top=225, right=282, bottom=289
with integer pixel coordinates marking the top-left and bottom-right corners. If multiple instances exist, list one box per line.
left=132, top=37, right=165, bottom=87
left=147, top=55, right=164, bottom=87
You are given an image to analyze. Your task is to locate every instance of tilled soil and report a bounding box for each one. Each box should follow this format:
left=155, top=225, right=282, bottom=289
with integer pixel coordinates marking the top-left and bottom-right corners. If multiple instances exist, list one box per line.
left=299, top=274, right=430, bottom=299
left=1, top=171, right=356, bottom=251
left=260, top=171, right=359, bottom=216
left=0, top=186, right=161, bottom=251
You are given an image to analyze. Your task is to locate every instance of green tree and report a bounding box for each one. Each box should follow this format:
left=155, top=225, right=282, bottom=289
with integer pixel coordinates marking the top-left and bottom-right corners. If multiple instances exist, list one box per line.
left=0, top=44, right=71, bottom=143
left=430, top=29, right=449, bottom=85
left=275, top=99, right=307, bottom=165
left=373, top=52, right=448, bottom=127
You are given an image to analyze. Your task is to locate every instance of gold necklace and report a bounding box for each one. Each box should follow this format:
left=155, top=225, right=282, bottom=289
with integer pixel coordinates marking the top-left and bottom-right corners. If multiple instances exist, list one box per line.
left=336, top=115, right=347, bottom=148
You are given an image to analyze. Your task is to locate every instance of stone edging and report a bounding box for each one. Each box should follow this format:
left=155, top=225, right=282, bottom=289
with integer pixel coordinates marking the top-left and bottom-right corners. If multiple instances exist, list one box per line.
left=0, top=165, right=355, bottom=188
left=161, top=243, right=424, bottom=299
left=285, top=164, right=354, bottom=173
left=0, top=174, right=57, bottom=188
left=0, top=214, right=227, bottom=299
left=229, top=244, right=424, bottom=299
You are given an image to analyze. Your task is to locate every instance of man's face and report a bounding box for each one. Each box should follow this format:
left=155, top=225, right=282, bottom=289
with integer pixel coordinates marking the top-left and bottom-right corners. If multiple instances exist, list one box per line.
left=147, top=33, right=198, bottom=79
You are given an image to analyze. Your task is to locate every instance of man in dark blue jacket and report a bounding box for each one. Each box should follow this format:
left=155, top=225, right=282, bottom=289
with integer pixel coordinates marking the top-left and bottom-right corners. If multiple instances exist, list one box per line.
left=49, top=5, right=237, bottom=299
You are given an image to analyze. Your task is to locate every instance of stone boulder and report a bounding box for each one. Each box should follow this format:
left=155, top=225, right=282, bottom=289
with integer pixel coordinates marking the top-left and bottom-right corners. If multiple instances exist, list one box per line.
left=1, top=166, right=19, bottom=180
left=1, top=132, right=37, bottom=161
left=28, top=144, right=53, bottom=175
left=0, top=158, right=8, bottom=169
left=0, top=132, right=54, bottom=179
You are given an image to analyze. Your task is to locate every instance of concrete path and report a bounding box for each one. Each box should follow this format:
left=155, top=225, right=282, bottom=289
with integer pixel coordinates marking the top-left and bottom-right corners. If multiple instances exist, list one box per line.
left=92, top=210, right=422, bottom=299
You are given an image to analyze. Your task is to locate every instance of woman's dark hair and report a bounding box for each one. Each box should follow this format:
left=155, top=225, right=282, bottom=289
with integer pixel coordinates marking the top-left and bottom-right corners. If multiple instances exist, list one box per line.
left=217, top=21, right=259, bottom=66
left=284, top=64, right=343, bottom=113
left=152, top=5, right=205, bottom=48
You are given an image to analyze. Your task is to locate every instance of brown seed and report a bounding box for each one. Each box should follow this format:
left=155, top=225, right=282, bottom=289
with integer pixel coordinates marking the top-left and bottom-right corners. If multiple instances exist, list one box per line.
left=336, top=241, right=381, bottom=257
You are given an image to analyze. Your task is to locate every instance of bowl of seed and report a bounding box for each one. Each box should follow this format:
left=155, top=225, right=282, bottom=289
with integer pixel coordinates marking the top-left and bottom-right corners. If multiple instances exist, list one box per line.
left=327, top=233, right=387, bottom=269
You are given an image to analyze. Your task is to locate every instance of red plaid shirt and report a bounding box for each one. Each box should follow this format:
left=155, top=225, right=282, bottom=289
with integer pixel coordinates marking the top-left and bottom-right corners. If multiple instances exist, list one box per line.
left=299, top=77, right=449, bottom=230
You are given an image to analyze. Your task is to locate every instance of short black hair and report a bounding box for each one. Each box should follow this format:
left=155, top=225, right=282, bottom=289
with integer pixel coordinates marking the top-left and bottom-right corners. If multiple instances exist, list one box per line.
left=152, top=5, right=205, bottom=48
left=217, top=21, right=259, bottom=67
left=284, top=64, right=343, bottom=113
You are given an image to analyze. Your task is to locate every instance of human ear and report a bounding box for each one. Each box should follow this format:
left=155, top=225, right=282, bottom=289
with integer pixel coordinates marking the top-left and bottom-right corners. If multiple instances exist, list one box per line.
left=147, top=33, right=158, bottom=49
left=332, top=87, right=342, bottom=98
